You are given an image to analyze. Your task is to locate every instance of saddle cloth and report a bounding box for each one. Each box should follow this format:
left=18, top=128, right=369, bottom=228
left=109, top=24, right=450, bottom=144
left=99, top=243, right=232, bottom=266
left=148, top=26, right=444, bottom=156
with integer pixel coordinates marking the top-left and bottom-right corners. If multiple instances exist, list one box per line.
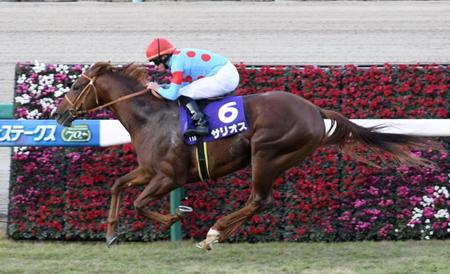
left=179, top=96, right=248, bottom=145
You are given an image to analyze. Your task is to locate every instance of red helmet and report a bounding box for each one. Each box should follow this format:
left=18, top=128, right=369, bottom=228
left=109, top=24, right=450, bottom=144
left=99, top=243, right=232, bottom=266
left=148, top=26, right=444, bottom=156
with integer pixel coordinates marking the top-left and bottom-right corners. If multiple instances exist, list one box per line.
left=146, top=38, right=176, bottom=61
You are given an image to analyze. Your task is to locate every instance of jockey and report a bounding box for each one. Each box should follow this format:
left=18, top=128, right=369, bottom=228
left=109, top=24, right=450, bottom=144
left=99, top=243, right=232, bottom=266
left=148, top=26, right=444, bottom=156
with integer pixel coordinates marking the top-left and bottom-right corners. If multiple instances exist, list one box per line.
left=146, top=38, right=240, bottom=137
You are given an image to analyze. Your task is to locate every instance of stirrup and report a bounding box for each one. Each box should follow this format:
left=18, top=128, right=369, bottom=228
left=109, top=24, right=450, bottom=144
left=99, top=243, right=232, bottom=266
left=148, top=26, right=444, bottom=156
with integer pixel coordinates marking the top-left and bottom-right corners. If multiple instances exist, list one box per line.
left=185, top=125, right=209, bottom=137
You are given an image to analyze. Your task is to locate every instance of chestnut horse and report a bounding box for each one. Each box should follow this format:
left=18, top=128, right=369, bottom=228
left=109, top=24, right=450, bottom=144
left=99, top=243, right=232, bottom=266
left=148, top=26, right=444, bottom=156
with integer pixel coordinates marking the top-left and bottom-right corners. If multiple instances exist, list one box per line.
left=55, top=62, right=432, bottom=250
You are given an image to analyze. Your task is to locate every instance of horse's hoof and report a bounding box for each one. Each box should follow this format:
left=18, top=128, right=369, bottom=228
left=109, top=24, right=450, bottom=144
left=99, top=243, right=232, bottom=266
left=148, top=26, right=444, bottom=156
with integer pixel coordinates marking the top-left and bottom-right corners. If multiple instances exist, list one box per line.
left=196, top=240, right=213, bottom=251
left=195, top=234, right=219, bottom=251
left=106, top=235, right=118, bottom=248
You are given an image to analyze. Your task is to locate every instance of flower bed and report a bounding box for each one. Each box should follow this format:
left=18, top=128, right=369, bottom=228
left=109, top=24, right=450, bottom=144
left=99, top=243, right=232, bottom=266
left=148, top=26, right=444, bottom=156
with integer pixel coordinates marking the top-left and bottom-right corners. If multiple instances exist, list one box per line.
left=8, top=62, right=450, bottom=241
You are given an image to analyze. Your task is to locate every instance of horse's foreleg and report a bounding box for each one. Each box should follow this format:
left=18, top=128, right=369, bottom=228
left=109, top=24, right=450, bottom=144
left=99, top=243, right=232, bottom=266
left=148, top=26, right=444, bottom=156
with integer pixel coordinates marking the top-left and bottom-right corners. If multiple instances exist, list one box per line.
left=106, top=167, right=149, bottom=246
left=133, top=174, right=182, bottom=228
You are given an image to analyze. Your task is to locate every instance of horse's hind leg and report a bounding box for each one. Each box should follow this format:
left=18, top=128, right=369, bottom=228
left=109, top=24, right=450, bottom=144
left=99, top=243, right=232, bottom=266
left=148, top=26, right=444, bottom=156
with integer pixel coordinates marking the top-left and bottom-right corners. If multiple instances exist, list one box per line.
left=106, top=167, right=149, bottom=246
left=198, top=138, right=322, bottom=250
left=197, top=154, right=281, bottom=250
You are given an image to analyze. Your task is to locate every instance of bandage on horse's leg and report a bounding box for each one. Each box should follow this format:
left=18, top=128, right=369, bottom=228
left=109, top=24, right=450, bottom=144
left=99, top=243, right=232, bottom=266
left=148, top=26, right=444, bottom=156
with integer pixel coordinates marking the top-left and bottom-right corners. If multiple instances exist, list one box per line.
left=106, top=167, right=149, bottom=246
left=197, top=189, right=274, bottom=250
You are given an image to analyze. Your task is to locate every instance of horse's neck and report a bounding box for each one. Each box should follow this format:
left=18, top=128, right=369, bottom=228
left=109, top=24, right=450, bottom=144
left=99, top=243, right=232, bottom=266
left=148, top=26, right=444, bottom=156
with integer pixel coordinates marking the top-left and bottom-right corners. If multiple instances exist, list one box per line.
left=110, top=96, right=177, bottom=138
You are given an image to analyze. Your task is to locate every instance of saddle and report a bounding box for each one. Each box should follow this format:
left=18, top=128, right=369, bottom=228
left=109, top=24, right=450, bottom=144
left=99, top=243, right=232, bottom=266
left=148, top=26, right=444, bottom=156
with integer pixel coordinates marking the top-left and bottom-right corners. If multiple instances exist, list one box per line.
left=196, top=92, right=234, bottom=108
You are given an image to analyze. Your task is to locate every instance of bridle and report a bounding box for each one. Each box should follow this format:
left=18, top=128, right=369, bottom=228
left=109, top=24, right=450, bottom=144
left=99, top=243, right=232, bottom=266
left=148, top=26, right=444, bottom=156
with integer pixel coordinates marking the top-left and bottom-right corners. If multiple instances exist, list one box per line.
left=64, top=73, right=151, bottom=117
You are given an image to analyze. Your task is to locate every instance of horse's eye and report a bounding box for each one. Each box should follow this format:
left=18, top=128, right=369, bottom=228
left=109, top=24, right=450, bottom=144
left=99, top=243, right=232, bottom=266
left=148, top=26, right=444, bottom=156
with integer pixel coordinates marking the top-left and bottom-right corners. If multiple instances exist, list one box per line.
left=72, top=84, right=80, bottom=90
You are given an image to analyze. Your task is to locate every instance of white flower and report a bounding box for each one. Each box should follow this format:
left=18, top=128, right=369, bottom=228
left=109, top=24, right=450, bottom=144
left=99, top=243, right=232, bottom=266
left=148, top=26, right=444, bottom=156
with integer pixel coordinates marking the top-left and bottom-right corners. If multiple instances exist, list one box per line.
left=425, top=236, right=430, bottom=240
left=39, top=74, right=54, bottom=88
left=15, top=94, right=31, bottom=105
left=434, top=209, right=449, bottom=219
left=423, top=196, right=433, bottom=204
left=26, top=109, right=42, bottom=119
left=17, top=74, right=27, bottom=84
left=13, top=147, right=29, bottom=155
left=29, top=83, right=38, bottom=94
left=54, top=86, right=70, bottom=98
left=39, top=98, right=55, bottom=110
left=32, top=60, right=46, bottom=73
left=56, top=64, right=69, bottom=74
left=408, top=182, right=450, bottom=239
left=442, top=188, right=449, bottom=199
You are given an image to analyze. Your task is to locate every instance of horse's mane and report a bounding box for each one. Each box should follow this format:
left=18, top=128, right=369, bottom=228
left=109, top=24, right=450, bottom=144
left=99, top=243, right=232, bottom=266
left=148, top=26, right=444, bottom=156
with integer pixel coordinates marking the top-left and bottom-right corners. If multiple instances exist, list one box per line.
left=89, top=61, right=149, bottom=86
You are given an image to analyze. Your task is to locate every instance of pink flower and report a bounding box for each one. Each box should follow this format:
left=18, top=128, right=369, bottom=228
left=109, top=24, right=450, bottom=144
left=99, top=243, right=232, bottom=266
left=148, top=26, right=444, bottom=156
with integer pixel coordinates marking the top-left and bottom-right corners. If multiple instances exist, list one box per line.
left=46, top=64, right=56, bottom=71
left=365, top=209, right=381, bottom=216
left=377, top=224, right=393, bottom=238
left=378, top=199, right=394, bottom=208
left=423, top=207, right=435, bottom=219
left=397, top=186, right=410, bottom=198
left=425, top=187, right=435, bottom=195
left=356, top=221, right=371, bottom=231
left=72, top=64, right=84, bottom=72
left=432, top=222, right=441, bottom=231
left=409, top=196, right=422, bottom=206
left=354, top=199, right=367, bottom=208
left=24, top=162, right=37, bottom=173
left=368, top=186, right=380, bottom=197
left=402, top=209, right=412, bottom=218
left=66, top=152, right=81, bottom=163
left=16, top=176, right=24, bottom=184
left=338, top=211, right=351, bottom=221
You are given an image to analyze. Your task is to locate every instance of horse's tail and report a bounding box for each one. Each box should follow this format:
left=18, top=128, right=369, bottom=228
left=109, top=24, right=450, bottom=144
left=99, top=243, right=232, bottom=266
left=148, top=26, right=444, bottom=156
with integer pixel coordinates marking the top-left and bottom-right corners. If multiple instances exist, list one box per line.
left=319, top=109, right=436, bottom=168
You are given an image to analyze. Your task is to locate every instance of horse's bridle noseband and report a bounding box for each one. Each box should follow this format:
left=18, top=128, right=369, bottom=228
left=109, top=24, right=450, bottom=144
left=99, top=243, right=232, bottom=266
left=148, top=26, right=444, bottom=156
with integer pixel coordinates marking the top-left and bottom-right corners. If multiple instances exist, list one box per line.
left=64, top=73, right=150, bottom=117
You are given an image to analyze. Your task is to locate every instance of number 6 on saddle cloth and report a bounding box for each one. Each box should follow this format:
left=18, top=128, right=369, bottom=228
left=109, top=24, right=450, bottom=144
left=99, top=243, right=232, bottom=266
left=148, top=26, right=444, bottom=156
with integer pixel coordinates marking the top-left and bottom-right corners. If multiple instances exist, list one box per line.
left=178, top=95, right=249, bottom=181
left=179, top=96, right=248, bottom=145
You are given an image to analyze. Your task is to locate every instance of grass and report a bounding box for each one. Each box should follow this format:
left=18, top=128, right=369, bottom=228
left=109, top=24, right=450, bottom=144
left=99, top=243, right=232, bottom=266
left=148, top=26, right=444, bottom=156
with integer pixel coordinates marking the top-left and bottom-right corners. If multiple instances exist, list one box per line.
left=1, top=229, right=449, bottom=274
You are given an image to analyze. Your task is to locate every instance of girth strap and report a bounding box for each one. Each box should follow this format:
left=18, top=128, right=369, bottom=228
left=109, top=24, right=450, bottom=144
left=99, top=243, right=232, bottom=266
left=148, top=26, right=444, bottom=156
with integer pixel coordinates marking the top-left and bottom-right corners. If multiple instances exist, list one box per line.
left=195, top=138, right=210, bottom=181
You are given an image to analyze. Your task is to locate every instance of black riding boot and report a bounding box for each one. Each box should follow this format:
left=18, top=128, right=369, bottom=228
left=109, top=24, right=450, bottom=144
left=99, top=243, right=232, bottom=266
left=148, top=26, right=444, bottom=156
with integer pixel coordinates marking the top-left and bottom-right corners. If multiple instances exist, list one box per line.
left=179, top=96, right=209, bottom=137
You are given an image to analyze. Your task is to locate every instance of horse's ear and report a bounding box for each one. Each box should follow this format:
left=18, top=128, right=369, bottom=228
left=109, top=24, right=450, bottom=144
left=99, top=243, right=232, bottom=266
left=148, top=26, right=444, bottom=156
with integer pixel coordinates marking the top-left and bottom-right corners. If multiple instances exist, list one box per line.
left=89, top=61, right=113, bottom=76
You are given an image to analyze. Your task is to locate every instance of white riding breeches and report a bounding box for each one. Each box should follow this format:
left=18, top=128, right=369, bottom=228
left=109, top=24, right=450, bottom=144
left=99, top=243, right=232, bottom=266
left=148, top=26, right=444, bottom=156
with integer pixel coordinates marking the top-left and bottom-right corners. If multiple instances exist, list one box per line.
left=179, top=61, right=240, bottom=100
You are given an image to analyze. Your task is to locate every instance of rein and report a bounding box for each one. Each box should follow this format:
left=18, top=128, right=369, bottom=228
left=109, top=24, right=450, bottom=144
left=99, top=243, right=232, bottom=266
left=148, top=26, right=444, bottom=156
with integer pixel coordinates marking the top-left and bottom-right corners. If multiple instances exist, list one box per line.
left=82, top=88, right=149, bottom=114
left=65, top=73, right=152, bottom=116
